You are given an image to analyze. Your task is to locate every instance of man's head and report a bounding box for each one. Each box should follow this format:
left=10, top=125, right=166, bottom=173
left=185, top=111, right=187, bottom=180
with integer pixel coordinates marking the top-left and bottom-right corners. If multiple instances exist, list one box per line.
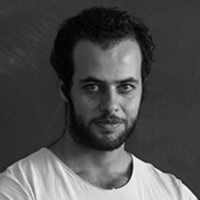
left=50, top=7, right=155, bottom=97
left=50, top=7, right=155, bottom=151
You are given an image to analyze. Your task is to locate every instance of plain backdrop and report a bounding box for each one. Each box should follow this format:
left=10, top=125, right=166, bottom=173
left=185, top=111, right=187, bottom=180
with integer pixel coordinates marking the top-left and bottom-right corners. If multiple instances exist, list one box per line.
left=0, top=0, right=199, bottom=197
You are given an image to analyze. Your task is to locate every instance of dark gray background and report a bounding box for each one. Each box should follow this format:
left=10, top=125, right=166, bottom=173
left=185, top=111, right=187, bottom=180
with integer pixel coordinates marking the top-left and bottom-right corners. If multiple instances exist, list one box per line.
left=0, top=0, right=199, bottom=197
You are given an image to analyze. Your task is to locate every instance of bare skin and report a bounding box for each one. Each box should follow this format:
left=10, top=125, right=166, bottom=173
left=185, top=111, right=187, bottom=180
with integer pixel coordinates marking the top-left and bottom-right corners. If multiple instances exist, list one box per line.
left=49, top=39, right=142, bottom=189
left=50, top=133, right=132, bottom=189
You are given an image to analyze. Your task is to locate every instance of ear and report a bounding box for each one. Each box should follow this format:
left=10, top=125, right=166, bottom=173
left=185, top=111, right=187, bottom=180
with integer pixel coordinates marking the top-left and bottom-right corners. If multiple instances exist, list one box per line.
left=58, top=80, right=69, bottom=103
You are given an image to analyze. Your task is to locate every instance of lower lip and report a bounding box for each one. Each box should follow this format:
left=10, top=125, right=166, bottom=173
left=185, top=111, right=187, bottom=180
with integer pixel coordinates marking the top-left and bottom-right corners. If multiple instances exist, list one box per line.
left=95, top=123, right=122, bottom=132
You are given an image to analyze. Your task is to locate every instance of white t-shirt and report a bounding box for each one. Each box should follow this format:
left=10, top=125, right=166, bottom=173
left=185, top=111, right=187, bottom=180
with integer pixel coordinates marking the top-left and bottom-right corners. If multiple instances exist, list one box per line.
left=0, top=148, right=197, bottom=200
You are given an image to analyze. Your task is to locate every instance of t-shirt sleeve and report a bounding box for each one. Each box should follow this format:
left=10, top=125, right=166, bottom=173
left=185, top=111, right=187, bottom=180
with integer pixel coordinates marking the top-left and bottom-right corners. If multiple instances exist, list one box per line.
left=0, top=173, right=32, bottom=200
left=181, top=182, right=198, bottom=200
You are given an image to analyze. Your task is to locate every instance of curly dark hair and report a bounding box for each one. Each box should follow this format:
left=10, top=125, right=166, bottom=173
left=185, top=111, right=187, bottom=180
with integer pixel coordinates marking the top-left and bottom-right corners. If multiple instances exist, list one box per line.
left=50, top=7, right=155, bottom=97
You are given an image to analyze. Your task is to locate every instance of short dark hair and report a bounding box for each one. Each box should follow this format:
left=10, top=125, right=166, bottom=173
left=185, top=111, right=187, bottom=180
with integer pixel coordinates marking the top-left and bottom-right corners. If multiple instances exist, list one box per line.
left=50, top=7, right=155, bottom=97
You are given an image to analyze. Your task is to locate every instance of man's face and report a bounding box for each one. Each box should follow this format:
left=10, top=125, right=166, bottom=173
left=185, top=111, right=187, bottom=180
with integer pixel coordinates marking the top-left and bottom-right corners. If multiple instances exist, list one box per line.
left=67, top=39, right=142, bottom=151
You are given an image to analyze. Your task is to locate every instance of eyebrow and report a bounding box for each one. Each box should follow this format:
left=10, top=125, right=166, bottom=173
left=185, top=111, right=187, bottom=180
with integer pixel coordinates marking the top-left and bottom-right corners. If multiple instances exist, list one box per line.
left=79, top=77, right=139, bottom=85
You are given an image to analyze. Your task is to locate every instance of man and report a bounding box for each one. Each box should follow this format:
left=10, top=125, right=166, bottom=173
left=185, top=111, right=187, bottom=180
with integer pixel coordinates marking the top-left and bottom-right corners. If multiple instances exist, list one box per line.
left=0, top=7, right=198, bottom=199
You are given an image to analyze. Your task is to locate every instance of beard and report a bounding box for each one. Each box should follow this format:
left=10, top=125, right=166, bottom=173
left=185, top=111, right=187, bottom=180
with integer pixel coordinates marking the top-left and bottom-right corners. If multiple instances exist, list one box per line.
left=66, top=100, right=139, bottom=151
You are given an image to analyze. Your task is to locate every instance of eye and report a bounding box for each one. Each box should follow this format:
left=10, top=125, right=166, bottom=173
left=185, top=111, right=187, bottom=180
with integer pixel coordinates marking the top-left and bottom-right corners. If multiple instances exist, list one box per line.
left=118, top=84, right=135, bottom=94
left=84, top=84, right=101, bottom=94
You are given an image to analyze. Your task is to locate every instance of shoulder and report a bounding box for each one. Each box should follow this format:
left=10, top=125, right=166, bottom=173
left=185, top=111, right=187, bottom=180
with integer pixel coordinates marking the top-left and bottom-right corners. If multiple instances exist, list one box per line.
left=0, top=148, right=59, bottom=199
left=131, top=154, right=198, bottom=199
left=0, top=148, right=54, bottom=190
left=2, top=148, right=52, bottom=175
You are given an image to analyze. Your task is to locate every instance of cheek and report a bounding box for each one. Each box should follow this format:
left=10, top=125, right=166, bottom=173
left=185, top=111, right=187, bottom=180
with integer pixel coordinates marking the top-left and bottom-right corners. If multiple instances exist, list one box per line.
left=72, top=95, right=99, bottom=119
left=123, top=95, right=142, bottom=120
left=124, top=104, right=139, bottom=119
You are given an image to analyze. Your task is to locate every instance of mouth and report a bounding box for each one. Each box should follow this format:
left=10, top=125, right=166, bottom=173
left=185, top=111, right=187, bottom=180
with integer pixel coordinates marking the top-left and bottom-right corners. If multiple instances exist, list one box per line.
left=93, top=121, right=124, bottom=133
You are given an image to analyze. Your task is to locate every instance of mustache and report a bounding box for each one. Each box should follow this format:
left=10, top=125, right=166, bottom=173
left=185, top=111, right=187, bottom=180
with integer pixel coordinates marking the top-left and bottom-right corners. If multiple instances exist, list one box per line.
left=93, top=114, right=125, bottom=124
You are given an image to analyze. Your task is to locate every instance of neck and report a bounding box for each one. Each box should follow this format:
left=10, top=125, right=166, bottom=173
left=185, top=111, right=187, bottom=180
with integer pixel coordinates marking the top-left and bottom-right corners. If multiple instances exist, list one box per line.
left=49, top=131, right=132, bottom=189
left=51, top=133, right=128, bottom=166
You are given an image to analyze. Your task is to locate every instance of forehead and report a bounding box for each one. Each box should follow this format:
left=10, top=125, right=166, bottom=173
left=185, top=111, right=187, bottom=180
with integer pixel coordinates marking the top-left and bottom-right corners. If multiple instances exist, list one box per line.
left=72, top=39, right=142, bottom=83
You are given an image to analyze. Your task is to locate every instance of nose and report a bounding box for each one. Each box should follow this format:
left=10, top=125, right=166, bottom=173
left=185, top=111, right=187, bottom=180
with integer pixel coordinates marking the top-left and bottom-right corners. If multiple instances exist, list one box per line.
left=99, top=88, right=120, bottom=113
